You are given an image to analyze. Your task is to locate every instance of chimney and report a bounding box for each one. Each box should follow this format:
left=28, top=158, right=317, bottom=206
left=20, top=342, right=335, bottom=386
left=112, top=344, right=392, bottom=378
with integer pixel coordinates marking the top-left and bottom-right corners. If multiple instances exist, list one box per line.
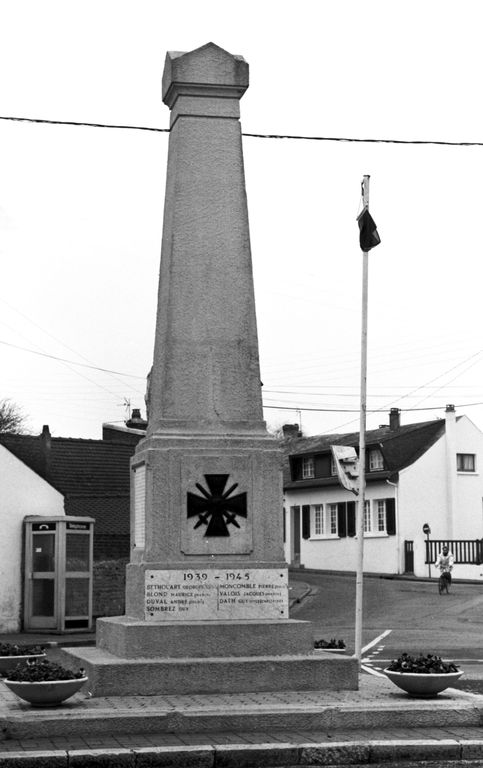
left=282, top=423, right=301, bottom=440
left=125, top=408, right=148, bottom=431
left=389, top=408, right=401, bottom=431
left=40, top=424, right=51, bottom=479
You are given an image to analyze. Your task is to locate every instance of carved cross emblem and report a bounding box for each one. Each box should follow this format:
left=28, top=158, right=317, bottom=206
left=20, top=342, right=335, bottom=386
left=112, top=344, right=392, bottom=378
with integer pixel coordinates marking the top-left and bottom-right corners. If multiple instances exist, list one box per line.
left=187, top=474, right=247, bottom=537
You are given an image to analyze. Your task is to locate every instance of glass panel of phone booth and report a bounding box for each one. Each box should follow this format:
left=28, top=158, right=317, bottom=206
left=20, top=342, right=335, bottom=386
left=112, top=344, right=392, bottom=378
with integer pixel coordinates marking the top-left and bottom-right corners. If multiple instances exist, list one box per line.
left=64, top=530, right=92, bottom=629
left=32, top=579, right=55, bottom=616
left=66, top=533, right=90, bottom=571
left=32, top=533, right=55, bottom=572
left=27, top=526, right=58, bottom=629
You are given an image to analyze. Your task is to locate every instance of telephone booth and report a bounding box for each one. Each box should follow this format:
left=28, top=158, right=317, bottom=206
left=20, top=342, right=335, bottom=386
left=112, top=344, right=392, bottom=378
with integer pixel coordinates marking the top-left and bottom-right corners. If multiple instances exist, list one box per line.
left=24, top=516, right=94, bottom=633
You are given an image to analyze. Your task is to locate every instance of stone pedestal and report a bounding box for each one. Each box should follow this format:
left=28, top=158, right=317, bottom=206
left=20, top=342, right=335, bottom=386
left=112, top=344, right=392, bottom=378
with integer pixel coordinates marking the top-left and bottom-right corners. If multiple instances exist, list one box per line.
left=66, top=43, right=358, bottom=696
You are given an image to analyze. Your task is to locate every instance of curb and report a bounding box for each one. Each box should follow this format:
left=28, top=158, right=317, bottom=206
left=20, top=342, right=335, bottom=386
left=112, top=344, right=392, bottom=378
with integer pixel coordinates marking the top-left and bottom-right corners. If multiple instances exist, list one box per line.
left=289, top=566, right=483, bottom=585
left=3, top=738, right=483, bottom=767
left=288, top=584, right=312, bottom=608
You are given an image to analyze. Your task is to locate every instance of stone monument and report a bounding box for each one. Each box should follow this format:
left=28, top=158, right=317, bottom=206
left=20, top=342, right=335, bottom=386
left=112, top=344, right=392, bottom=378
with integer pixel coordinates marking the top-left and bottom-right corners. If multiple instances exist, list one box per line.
left=66, top=43, right=357, bottom=695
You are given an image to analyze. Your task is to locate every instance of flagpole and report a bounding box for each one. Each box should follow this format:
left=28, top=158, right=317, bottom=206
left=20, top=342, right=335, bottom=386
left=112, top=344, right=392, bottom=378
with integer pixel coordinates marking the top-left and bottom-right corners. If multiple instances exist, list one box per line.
left=355, top=175, right=370, bottom=666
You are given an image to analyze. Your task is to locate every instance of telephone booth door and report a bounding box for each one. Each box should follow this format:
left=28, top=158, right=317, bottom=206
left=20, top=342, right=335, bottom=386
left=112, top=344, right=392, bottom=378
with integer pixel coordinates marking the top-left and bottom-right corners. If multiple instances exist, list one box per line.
left=24, top=516, right=94, bottom=633
left=26, top=520, right=57, bottom=629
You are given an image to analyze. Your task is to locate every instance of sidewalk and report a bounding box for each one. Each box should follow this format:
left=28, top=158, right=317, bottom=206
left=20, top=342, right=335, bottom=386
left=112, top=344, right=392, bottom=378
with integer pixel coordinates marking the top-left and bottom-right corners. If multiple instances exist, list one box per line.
left=1, top=675, right=483, bottom=765
left=3, top=580, right=483, bottom=766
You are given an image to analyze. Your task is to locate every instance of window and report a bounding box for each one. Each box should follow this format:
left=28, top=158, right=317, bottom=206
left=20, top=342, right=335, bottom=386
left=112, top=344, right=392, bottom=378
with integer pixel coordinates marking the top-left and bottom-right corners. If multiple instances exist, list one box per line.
left=376, top=500, right=387, bottom=532
left=330, top=457, right=337, bottom=476
left=457, top=453, right=476, bottom=472
left=363, top=500, right=372, bottom=533
left=328, top=503, right=338, bottom=535
left=361, top=498, right=396, bottom=536
left=314, top=505, right=324, bottom=535
left=302, top=456, right=315, bottom=479
left=369, top=449, right=384, bottom=471
left=311, top=503, right=338, bottom=538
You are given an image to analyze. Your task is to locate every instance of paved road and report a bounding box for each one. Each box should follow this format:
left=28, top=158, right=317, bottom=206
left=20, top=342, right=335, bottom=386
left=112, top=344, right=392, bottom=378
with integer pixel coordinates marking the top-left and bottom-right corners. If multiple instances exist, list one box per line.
left=289, top=571, right=483, bottom=676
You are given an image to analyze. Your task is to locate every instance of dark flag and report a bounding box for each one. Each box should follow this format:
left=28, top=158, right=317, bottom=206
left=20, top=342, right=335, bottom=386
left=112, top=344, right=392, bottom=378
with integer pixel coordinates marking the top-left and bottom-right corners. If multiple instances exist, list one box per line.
left=357, top=208, right=381, bottom=251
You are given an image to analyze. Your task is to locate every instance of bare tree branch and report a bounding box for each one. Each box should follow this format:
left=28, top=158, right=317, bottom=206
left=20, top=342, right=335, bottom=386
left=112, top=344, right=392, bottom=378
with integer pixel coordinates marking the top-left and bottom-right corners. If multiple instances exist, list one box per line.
left=0, top=399, right=29, bottom=434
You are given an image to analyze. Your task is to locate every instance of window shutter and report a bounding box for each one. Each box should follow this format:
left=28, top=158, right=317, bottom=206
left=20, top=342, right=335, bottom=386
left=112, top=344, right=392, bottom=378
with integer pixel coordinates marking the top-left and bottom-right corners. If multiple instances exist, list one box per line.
left=302, top=505, right=311, bottom=539
left=347, top=501, right=356, bottom=537
left=282, top=507, right=286, bottom=543
left=337, top=503, right=347, bottom=538
left=291, top=458, right=302, bottom=481
left=386, top=498, right=396, bottom=535
left=314, top=455, right=324, bottom=477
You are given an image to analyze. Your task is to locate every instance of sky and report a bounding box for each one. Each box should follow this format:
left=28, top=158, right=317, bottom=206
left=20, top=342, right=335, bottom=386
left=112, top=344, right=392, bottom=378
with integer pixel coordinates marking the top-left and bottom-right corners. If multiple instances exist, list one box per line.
left=0, top=0, right=482, bottom=440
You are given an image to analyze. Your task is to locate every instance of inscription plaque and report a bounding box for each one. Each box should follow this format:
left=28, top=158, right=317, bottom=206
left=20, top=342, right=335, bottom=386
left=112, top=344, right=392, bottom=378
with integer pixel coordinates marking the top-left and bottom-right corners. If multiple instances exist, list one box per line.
left=145, top=568, right=288, bottom=621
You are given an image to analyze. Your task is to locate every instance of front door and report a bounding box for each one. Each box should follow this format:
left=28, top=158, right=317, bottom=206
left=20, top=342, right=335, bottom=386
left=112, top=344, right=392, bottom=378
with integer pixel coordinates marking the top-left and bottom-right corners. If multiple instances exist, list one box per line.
left=25, top=522, right=58, bottom=629
left=292, top=506, right=301, bottom=565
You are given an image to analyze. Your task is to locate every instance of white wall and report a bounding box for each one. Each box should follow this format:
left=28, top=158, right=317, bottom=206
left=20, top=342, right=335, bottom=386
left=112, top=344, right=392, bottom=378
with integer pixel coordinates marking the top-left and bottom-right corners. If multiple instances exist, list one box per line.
left=455, top=416, right=483, bottom=538
left=284, top=482, right=398, bottom=574
left=398, top=434, right=447, bottom=578
left=398, top=416, right=483, bottom=580
left=0, top=445, right=64, bottom=633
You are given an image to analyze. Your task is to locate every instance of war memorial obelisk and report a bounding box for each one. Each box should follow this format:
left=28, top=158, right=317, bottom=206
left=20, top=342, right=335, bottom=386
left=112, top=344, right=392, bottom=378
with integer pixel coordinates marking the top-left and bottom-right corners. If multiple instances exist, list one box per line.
left=68, top=43, right=357, bottom=695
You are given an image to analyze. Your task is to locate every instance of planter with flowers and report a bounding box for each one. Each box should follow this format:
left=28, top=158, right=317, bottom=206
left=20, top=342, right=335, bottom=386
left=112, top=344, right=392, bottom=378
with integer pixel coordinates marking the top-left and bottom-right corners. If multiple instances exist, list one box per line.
left=0, top=643, right=46, bottom=676
left=3, top=658, right=87, bottom=706
left=384, top=653, right=463, bottom=697
left=314, top=638, right=346, bottom=653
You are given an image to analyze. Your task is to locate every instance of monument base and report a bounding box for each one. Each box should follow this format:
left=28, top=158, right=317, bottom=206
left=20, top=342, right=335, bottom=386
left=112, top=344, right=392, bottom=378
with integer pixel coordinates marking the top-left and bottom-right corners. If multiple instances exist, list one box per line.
left=63, top=645, right=358, bottom=697
left=96, top=616, right=315, bottom=658
left=64, top=613, right=358, bottom=696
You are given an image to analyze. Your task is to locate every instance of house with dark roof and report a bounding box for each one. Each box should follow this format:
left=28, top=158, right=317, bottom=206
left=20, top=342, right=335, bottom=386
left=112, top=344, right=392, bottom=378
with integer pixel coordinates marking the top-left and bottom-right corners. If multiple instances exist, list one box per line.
left=0, top=417, right=146, bottom=632
left=0, top=425, right=144, bottom=561
left=283, top=406, right=483, bottom=580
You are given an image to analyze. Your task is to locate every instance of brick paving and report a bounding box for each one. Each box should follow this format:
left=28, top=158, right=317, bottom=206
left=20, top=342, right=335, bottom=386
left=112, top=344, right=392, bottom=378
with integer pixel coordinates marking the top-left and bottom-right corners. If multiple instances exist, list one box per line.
left=0, top=674, right=482, bottom=758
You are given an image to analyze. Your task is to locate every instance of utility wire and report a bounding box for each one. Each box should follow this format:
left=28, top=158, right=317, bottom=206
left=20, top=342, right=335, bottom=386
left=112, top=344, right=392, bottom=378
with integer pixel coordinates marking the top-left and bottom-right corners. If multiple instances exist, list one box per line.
left=0, top=295, right=146, bottom=396
left=263, top=402, right=483, bottom=413
left=1, top=114, right=482, bottom=147
left=0, top=339, right=145, bottom=378
left=0, top=115, right=169, bottom=133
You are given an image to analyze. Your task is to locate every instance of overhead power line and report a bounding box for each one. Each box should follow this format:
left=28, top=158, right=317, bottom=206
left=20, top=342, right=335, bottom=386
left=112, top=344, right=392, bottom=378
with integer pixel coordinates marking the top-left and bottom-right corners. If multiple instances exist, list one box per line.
left=1, top=114, right=482, bottom=147
left=0, top=115, right=169, bottom=133
left=263, top=402, right=483, bottom=414
left=0, top=339, right=145, bottom=378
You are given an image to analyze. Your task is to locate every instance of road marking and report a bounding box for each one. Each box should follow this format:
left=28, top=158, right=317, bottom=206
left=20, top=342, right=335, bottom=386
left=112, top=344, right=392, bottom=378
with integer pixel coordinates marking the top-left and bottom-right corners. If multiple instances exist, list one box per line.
left=361, top=629, right=392, bottom=655
left=361, top=663, right=386, bottom=677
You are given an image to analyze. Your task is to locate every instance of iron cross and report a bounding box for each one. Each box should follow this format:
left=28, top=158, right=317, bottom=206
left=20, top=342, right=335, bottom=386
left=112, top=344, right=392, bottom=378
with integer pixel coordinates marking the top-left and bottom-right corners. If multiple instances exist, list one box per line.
left=187, top=474, right=247, bottom=537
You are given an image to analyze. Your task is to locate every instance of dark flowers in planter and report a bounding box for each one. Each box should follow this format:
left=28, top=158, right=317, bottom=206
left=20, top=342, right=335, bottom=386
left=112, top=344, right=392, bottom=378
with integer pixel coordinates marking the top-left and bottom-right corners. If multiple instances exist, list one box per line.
left=0, top=643, right=45, bottom=657
left=387, top=653, right=459, bottom=674
left=7, top=658, right=86, bottom=682
left=314, top=638, right=346, bottom=649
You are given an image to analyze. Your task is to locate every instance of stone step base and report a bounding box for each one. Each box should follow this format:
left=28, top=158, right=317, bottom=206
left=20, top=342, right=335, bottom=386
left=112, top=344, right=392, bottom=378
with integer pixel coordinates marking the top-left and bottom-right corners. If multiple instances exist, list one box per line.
left=1, top=687, right=481, bottom=742
left=62, top=646, right=358, bottom=696
left=96, top=616, right=314, bottom=658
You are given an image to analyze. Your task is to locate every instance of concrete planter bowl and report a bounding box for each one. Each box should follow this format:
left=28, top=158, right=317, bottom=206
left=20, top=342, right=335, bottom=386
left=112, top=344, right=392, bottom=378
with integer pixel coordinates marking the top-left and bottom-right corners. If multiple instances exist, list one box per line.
left=384, top=668, right=464, bottom=697
left=0, top=653, right=46, bottom=676
left=3, top=676, right=88, bottom=706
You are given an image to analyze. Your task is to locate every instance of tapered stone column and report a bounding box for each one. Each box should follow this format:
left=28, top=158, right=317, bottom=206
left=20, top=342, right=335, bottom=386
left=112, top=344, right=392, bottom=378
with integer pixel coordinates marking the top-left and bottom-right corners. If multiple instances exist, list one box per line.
left=65, top=43, right=358, bottom=695
left=123, top=43, right=286, bottom=584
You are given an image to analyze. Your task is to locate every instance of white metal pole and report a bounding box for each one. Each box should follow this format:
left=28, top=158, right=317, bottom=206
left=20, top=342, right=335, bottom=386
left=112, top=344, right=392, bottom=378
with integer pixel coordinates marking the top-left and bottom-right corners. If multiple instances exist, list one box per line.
left=355, top=175, right=370, bottom=665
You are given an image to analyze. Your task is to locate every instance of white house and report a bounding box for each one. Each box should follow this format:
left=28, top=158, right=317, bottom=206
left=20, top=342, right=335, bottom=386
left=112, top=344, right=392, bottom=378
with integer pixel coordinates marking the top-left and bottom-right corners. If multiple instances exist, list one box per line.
left=0, top=443, right=64, bottom=633
left=283, top=406, right=483, bottom=581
